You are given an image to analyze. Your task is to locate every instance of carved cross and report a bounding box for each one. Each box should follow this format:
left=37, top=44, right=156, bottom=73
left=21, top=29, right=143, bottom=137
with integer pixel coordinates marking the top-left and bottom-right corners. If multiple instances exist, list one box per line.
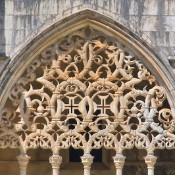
left=64, top=96, right=79, bottom=114
left=96, top=95, right=110, bottom=116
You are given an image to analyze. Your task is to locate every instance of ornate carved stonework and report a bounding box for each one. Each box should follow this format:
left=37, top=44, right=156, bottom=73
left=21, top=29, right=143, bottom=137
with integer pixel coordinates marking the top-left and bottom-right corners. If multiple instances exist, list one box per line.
left=0, top=27, right=174, bottom=175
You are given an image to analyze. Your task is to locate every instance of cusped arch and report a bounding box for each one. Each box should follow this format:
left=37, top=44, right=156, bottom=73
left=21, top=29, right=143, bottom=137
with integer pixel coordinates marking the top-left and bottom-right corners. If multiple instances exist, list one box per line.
left=0, top=9, right=175, bottom=175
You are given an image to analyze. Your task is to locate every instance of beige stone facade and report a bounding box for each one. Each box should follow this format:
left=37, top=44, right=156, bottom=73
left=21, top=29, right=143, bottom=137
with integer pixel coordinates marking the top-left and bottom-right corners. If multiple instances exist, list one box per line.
left=1, top=1, right=175, bottom=175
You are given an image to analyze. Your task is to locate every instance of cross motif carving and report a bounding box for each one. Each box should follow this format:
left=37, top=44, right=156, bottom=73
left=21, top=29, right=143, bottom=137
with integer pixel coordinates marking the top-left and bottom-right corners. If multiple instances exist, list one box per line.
left=64, top=96, right=79, bottom=114
left=96, top=95, right=111, bottom=116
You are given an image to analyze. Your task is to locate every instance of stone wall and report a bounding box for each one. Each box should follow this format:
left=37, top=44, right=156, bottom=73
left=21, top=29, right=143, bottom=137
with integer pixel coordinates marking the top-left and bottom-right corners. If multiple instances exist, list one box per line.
left=0, top=0, right=175, bottom=64
left=0, top=0, right=5, bottom=57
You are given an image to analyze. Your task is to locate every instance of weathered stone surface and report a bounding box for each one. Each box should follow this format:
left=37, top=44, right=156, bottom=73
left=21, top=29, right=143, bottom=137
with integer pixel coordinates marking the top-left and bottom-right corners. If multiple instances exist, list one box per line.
left=1, top=1, right=175, bottom=175
left=0, top=0, right=5, bottom=56
left=1, top=0, right=175, bottom=61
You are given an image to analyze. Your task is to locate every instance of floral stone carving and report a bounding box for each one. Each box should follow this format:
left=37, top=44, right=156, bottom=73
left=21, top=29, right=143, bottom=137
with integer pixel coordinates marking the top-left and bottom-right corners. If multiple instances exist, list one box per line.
left=0, top=28, right=174, bottom=171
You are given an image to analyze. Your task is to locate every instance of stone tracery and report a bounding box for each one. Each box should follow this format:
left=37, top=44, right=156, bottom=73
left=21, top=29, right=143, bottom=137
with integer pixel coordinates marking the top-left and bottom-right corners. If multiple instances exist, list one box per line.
left=0, top=27, right=174, bottom=175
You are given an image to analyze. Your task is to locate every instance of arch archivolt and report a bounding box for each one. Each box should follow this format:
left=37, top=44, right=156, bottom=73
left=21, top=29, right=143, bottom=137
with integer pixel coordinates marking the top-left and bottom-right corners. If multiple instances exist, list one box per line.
left=0, top=26, right=175, bottom=175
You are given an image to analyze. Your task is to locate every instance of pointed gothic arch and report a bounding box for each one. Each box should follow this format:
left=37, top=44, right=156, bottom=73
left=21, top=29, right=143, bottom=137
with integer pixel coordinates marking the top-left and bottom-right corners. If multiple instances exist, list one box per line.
left=0, top=10, right=175, bottom=175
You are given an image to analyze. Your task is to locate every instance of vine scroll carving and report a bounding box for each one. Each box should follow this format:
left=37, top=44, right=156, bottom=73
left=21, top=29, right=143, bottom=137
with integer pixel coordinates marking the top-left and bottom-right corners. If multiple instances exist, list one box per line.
left=0, top=27, right=174, bottom=175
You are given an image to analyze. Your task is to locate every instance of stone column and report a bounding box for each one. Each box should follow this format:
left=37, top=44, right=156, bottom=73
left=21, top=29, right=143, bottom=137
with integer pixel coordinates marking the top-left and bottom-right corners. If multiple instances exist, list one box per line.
left=144, top=155, right=157, bottom=175
left=17, top=154, right=30, bottom=175
left=49, top=155, right=62, bottom=175
left=113, top=154, right=126, bottom=175
left=81, top=154, right=94, bottom=175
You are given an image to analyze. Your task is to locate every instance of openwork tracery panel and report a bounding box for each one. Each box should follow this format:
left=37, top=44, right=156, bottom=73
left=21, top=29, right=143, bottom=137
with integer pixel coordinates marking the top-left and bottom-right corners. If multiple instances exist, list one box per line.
left=0, top=27, right=174, bottom=175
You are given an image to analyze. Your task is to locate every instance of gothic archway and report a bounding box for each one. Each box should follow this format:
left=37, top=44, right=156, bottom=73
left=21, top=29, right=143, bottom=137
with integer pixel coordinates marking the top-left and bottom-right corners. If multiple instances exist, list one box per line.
left=0, top=10, right=175, bottom=175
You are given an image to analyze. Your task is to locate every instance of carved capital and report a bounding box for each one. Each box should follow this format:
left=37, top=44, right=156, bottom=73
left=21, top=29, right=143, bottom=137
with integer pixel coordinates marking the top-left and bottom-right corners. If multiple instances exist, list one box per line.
left=49, top=155, right=62, bottom=168
left=81, top=154, right=94, bottom=167
left=113, top=154, right=126, bottom=169
left=17, top=154, right=30, bottom=170
left=144, top=155, right=157, bottom=168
